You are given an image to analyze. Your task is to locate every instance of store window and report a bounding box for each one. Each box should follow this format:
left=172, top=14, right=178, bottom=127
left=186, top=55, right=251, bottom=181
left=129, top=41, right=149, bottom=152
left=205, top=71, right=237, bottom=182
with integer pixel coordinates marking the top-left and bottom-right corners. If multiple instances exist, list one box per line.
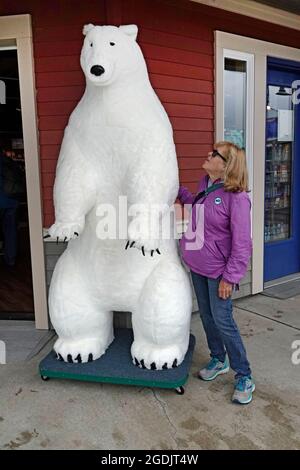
left=222, top=50, right=254, bottom=195
left=265, top=85, right=294, bottom=242
left=224, top=58, right=247, bottom=149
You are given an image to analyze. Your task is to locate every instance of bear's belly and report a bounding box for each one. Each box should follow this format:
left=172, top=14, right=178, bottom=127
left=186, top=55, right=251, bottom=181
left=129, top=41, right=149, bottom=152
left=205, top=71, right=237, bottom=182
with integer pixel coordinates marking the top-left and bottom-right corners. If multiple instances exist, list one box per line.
left=68, top=230, right=165, bottom=311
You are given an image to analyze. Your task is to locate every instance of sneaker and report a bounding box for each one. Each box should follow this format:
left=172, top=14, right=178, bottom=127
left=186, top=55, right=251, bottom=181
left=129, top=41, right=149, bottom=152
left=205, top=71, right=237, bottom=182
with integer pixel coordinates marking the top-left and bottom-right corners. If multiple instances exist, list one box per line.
left=198, top=356, right=229, bottom=381
left=232, top=376, right=255, bottom=405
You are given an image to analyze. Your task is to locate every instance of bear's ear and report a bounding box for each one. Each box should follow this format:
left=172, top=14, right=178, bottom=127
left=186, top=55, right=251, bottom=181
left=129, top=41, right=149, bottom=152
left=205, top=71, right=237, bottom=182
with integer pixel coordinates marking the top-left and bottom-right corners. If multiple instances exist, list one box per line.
left=83, top=23, right=95, bottom=36
left=119, top=24, right=138, bottom=41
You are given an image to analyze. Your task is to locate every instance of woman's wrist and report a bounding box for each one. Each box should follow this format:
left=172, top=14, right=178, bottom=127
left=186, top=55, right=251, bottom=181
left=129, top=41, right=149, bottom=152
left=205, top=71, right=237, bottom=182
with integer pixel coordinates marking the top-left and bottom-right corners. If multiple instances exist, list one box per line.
left=221, top=277, right=233, bottom=286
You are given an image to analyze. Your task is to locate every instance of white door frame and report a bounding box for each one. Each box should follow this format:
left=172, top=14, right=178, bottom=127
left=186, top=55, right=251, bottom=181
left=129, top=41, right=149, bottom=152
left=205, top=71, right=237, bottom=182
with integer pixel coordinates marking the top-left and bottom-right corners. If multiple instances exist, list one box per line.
left=0, top=14, right=48, bottom=329
left=216, top=31, right=300, bottom=294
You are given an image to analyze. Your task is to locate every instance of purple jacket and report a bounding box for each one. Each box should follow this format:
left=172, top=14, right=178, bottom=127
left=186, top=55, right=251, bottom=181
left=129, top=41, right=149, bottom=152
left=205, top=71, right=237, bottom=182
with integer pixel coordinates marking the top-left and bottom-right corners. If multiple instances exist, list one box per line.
left=178, top=175, right=252, bottom=284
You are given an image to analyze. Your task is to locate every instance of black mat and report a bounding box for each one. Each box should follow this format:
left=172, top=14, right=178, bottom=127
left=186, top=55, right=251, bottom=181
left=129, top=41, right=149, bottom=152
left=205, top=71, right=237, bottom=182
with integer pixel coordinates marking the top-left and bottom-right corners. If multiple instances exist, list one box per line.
left=39, top=328, right=195, bottom=390
left=261, top=279, right=300, bottom=299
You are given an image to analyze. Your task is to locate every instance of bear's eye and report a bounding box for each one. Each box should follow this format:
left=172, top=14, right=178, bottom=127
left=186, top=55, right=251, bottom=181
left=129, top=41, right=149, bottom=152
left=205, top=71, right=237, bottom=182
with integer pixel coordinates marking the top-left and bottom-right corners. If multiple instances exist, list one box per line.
left=110, top=42, right=115, bottom=46
left=90, top=42, right=93, bottom=47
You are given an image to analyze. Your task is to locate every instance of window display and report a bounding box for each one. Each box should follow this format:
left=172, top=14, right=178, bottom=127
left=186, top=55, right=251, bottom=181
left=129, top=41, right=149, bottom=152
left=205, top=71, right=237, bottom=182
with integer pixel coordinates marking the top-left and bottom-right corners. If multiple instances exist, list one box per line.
left=224, top=58, right=247, bottom=149
left=265, top=85, right=293, bottom=242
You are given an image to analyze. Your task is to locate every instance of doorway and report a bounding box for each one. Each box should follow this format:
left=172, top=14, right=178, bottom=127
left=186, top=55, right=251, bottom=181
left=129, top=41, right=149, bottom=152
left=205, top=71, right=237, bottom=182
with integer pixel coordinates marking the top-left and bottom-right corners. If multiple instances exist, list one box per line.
left=0, top=47, right=34, bottom=318
left=264, top=57, right=300, bottom=282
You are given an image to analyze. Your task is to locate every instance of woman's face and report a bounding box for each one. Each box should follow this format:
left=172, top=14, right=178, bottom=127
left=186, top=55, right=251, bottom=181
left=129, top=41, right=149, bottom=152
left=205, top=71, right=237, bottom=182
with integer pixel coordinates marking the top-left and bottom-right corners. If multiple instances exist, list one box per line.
left=202, top=146, right=226, bottom=178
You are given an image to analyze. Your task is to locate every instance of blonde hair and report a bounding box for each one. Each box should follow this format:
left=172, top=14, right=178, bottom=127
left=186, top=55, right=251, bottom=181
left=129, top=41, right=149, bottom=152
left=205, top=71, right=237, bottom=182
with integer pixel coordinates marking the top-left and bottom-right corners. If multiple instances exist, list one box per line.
left=215, top=141, right=249, bottom=193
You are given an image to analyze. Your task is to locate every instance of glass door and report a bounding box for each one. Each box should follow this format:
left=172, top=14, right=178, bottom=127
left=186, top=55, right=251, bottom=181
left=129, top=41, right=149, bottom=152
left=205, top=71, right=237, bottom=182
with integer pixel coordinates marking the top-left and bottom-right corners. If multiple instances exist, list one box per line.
left=264, top=57, right=300, bottom=282
left=265, top=85, right=293, bottom=243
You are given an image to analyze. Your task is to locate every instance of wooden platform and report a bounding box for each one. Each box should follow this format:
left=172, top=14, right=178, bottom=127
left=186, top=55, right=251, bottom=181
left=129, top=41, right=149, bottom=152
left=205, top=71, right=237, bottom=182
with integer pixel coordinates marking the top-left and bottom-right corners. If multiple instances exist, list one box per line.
left=39, top=328, right=195, bottom=394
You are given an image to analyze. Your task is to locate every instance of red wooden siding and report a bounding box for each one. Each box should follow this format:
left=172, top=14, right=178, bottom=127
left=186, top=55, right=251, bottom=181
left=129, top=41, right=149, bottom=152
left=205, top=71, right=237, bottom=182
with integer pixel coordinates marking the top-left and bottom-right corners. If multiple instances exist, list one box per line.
left=136, top=17, right=213, bottom=194
left=2, top=0, right=300, bottom=225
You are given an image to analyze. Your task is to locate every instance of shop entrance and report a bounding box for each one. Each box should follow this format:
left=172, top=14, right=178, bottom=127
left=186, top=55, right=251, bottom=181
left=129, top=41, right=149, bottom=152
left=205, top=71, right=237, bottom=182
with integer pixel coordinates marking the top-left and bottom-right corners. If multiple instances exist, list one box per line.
left=264, top=57, right=300, bottom=282
left=0, top=47, right=34, bottom=318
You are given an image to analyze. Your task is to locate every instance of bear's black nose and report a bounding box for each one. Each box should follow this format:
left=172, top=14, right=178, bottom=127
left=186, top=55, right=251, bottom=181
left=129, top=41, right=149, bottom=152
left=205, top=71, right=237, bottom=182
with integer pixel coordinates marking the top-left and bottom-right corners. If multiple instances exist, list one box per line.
left=90, top=65, right=105, bottom=76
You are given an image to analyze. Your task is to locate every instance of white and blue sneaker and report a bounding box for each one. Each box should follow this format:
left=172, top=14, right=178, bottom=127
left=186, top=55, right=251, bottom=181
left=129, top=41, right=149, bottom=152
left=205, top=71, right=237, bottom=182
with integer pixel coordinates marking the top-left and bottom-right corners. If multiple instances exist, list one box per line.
left=198, top=356, right=229, bottom=381
left=232, top=376, right=255, bottom=405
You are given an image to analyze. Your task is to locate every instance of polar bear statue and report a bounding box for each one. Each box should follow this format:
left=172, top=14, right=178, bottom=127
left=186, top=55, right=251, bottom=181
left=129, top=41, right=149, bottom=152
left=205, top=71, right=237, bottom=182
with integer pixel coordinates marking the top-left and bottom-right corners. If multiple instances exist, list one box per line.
left=48, top=24, right=192, bottom=370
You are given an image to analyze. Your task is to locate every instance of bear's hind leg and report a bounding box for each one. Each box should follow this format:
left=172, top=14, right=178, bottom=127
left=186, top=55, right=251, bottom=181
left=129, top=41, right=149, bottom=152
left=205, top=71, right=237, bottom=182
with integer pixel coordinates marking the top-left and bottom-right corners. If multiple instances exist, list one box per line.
left=131, top=260, right=192, bottom=370
left=49, top=253, right=114, bottom=363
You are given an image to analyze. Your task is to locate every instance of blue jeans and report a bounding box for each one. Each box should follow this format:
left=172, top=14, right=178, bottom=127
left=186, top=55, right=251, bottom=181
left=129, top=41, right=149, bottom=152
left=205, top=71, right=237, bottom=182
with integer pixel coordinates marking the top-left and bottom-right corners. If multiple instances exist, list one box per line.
left=191, top=271, right=251, bottom=379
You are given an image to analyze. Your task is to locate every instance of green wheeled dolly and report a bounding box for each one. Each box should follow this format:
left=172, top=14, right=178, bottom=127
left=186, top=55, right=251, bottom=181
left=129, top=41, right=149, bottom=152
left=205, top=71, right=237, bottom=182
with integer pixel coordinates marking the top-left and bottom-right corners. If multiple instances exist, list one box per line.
left=39, top=328, right=195, bottom=395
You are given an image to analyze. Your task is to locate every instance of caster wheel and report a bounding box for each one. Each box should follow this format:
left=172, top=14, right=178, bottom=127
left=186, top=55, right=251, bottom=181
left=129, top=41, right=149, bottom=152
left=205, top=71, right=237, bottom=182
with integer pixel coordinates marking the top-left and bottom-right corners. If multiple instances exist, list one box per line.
left=175, top=386, right=185, bottom=395
left=41, top=375, right=49, bottom=381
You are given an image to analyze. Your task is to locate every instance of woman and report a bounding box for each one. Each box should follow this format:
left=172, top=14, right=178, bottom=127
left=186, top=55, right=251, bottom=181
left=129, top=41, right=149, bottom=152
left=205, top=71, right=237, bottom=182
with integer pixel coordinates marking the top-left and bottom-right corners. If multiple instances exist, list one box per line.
left=178, top=141, right=254, bottom=405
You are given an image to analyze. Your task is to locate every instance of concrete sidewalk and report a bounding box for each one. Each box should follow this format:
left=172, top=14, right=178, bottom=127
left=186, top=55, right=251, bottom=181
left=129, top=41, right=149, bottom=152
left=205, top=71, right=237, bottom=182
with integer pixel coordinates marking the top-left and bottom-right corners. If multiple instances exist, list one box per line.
left=0, top=294, right=299, bottom=450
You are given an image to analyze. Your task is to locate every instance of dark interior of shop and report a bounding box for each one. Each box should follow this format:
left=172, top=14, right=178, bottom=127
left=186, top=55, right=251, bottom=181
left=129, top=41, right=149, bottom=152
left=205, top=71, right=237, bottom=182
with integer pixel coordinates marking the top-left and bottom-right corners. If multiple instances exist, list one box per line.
left=0, top=48, right=34, bottom=319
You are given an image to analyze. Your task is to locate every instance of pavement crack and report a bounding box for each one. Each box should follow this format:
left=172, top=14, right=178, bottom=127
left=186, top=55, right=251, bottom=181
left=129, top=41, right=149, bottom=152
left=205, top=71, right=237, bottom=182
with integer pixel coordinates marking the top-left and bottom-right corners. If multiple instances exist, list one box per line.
left=151, top=389, right=179, bottom=449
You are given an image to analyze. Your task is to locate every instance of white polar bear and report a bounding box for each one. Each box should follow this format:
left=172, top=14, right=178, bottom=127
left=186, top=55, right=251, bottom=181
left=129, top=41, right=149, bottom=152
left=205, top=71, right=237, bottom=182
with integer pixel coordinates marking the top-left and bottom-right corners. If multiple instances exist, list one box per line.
left=48, top=24, right=192, bottom=370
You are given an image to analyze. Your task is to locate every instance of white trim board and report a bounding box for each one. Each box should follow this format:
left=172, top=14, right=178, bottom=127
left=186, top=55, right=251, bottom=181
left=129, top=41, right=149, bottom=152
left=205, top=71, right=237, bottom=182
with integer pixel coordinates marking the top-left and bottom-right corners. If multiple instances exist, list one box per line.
left=215, top=31, right=300, bottom=295
left=191, top=0, right=300, bottom=32
left=0, top=14, right=48, bottom=329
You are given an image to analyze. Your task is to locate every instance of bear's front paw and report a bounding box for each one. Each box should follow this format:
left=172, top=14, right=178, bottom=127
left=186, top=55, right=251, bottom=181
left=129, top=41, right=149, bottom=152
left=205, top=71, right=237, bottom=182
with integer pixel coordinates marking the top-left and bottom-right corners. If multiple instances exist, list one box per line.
left=131, top=341, right=185, bottom=370
left=125, top=240, right=161, bottom=257
left=127, top=215, right=161, bottom=255
left=45, top=220, right=85, bottom=243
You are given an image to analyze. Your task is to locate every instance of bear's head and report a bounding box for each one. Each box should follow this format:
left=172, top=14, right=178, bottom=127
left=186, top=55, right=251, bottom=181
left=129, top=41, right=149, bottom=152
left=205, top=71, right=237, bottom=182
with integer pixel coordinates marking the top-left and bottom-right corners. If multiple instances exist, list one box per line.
left=80, top=24, right=146, bottom=87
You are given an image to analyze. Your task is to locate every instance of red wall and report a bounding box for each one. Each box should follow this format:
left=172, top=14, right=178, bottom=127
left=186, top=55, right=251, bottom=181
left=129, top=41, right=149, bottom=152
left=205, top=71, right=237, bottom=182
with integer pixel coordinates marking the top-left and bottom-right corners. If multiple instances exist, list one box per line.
left=1, top=0, right=300, bottom=226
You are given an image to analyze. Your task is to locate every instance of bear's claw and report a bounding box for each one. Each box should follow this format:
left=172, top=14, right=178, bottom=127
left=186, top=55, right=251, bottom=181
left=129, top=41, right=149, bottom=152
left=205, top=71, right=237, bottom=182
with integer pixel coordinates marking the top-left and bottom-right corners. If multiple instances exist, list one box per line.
left=75, top=354, right=82, bottom=363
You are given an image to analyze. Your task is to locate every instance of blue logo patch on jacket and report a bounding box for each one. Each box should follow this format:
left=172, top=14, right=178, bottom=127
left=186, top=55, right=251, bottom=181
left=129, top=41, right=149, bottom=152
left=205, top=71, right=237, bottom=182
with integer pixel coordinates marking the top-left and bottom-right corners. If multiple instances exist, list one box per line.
left=215, top=197, right=222, bottom=205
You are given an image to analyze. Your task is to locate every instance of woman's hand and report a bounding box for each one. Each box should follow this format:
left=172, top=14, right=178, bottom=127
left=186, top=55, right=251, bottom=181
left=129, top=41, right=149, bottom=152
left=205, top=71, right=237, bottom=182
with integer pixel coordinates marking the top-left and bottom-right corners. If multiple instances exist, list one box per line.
left=218, top=279, right=233, bottom=300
